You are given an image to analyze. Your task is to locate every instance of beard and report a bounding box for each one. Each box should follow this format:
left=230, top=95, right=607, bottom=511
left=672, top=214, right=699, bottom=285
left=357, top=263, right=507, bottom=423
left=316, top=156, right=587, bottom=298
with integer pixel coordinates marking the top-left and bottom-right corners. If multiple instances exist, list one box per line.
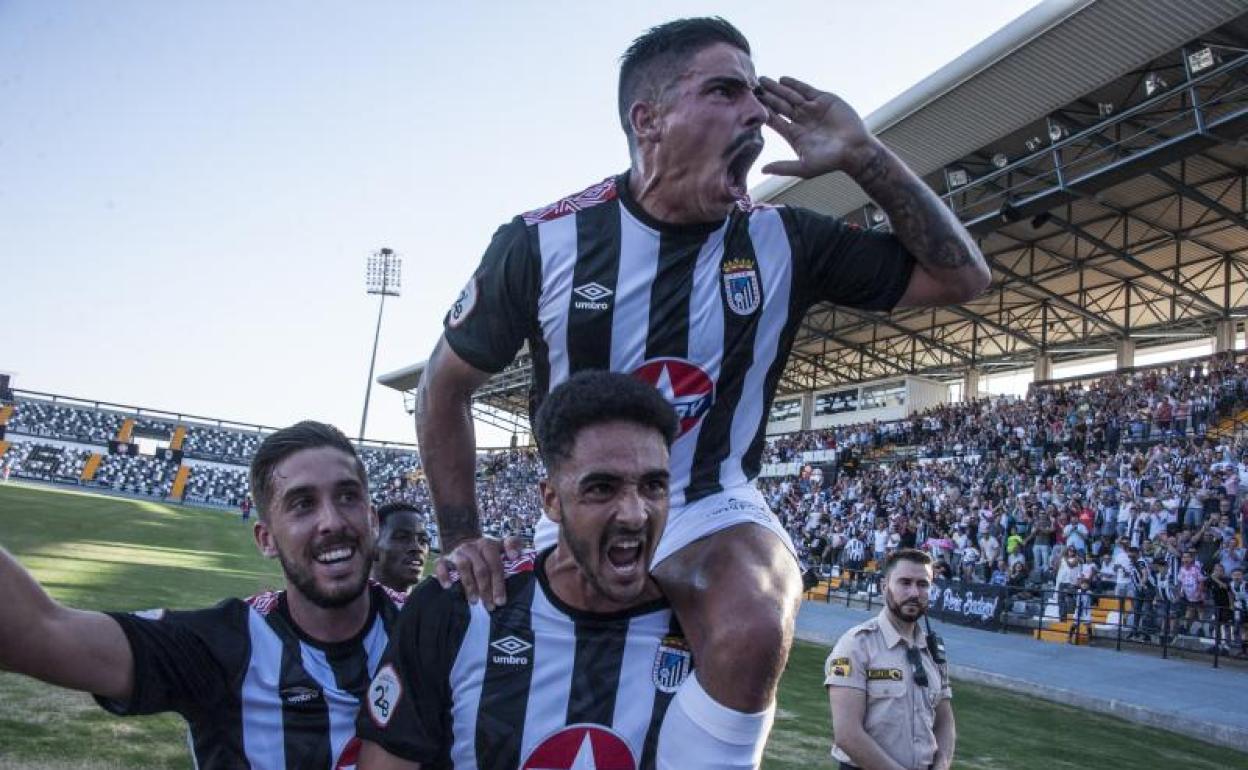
left=885, top=585, right=927, bottom=623
left=278, top=539, right=374, bottom=609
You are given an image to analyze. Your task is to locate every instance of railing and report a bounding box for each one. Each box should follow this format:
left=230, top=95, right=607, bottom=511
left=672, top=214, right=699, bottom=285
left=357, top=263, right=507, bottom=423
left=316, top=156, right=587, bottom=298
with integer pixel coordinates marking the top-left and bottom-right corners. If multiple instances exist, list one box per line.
left=804, top=569, right=1242, bottom=670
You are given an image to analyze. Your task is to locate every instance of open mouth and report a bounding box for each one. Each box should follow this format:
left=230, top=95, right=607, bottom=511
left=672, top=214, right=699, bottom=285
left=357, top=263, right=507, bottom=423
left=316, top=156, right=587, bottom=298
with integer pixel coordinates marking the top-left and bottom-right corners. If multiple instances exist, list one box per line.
left=604, top=535, right=645, bottom=577
left=725, top=137, right=763, bottom=199
left=314, top=544, right=356, bottom=566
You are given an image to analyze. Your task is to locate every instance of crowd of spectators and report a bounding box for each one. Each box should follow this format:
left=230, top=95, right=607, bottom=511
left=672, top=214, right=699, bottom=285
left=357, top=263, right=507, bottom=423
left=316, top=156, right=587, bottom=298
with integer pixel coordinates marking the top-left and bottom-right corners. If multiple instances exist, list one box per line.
left=0, top=441, right=93, bottom=483
left=771, top=352, right=1248, bottom=653
left=8, top=352, right=1247, bottom=654
left=8, top=400, right=124, bottom=444
left=89, top=454, right=179, bottom=498
left=182, top=426, right=263, bottom=464
left=182, top=465, right=250, bottom=508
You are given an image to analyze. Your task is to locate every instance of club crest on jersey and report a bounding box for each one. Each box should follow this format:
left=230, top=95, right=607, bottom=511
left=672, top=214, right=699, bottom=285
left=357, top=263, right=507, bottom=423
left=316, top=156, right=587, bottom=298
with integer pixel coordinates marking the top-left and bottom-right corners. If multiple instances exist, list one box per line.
left=632, top=358, right=715, bottom=437
left=521, top=724, right=637, bottom=770
left=447, top=276, right=478, bottom=329
left=721, top=257, right=761, bottom=316
left=652, top=634, right=693, bottom=694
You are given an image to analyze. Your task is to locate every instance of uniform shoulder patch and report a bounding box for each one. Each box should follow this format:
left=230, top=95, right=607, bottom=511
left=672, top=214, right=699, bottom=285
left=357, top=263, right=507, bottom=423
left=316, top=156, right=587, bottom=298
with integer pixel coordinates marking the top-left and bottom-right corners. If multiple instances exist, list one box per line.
left=367, top=663, right=403, bottom=729
left=826, top=655, right=852, bottom=679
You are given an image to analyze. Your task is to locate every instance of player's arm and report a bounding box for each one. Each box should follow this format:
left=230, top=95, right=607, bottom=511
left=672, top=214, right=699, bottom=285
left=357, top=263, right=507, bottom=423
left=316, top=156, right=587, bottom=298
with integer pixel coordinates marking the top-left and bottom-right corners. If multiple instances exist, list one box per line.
left=0, top=545, right=133, bottom=700
left=932, top=697, right=956, bottom=770
left=359, top=741, right=421, bottom=770
left=417, top=337, right=507, bottom=609
left=756, top=76, right=989, bottom=308
left=827, top=687, right=907, bottom=770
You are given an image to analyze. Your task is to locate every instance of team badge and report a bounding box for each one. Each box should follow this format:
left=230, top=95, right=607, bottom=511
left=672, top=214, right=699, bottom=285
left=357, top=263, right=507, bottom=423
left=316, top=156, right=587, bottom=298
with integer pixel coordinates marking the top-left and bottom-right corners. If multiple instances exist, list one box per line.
left=366, top=663, right=402, bottom=728
left=522, top=724, right=636, bottom=770
left=632, top=358, right=715, bottom=437
left=721, top=258, right=761, bottom=316
left=651, top=634, right=693, bottom=694
left=826, top=656, right=852, bottom=678
left=446, top=276, right=479, bottom=328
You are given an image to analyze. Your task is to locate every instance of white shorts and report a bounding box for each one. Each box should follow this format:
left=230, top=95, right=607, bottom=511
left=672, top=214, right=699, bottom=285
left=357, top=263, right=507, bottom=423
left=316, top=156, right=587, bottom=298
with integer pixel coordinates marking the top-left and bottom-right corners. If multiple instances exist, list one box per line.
left=532, top=485, right=797, bottom=568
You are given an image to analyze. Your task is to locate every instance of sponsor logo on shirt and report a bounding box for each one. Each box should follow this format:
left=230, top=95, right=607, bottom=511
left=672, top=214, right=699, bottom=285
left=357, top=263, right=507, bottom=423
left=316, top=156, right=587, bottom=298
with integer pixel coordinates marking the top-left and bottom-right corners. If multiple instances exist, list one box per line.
left=132, top=608, right=165, bottom=621
left=490, top=634, right=533, bottom=665
left=573, top=282, right=613, bottom=311
left=652, top=634, right=693, bottom=694
left=521, top=724, right=637, bottom=770
left=632, top=358, right=715, bottom=437
left=367, top=663, right=402, bottom=728
left=447, top=276, right=479, bottom=329
left=281, top=685, right=322, bottom=705
left=867, top=668, right=904, bottom=681
left=721, top=257, right=761, bottom=316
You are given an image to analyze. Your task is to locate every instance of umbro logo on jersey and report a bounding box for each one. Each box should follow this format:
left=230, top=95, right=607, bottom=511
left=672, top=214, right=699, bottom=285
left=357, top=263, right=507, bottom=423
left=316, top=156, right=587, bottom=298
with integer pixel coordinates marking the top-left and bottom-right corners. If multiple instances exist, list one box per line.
left=280, top=685, right=322, bottom=706
left=573, top=282, right=613, bottom=311
left=490, top=635, right=533, bottom=665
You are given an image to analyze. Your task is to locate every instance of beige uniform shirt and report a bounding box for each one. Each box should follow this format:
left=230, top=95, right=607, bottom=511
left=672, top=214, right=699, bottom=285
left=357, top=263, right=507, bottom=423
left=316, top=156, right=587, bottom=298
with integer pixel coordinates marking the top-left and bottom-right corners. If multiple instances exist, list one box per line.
left=824, top=609, right=952, bottom=769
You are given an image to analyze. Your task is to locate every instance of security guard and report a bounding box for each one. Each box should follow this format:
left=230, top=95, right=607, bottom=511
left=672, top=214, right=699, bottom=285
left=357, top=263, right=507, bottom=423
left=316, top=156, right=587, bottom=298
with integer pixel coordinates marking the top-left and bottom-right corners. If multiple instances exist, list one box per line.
left=825, top=548, right=955, bottom=770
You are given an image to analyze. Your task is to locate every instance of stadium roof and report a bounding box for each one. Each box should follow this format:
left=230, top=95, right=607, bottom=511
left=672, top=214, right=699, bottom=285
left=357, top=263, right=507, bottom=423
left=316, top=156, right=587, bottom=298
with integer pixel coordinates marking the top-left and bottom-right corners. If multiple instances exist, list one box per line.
left=382, top=0, right=1248, bottom=422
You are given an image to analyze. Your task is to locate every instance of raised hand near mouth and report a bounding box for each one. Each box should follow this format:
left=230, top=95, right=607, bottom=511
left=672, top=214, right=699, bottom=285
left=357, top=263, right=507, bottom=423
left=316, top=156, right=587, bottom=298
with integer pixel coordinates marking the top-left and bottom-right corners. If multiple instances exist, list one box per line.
left=755, top=76, right=875, bottom=179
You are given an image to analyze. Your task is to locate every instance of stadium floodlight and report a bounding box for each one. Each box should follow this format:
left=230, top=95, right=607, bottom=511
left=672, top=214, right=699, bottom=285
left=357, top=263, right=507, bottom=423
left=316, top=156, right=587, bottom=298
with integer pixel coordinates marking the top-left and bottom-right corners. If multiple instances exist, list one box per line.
left=360, top=248, right=402, bottom=442
left=366, top=247, right=402, bottom=297
left=1047, top=118, right=1066, bottom=144
left=1144, top=72, right=1167, bottom=97
left=945, top=168, right=969, bottom=188
left=1024, top=136, right=1042, bottom=153
left=1097, top=102, right=1114, bottom=117
left=991, top=153, right=1009, bottom=169
left=1188, top=47, right=1217, bottom=74
left=870, top=206, right=887, bottom=225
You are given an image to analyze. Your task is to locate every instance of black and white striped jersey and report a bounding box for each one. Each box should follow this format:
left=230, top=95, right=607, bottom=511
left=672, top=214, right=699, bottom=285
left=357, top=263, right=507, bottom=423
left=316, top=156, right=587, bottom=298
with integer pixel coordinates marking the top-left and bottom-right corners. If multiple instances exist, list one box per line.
left=96, top=583, right=405, bottom=770
left=444, top=172, right=914, bottom=506
left=357, top=549, right=692, bottom=770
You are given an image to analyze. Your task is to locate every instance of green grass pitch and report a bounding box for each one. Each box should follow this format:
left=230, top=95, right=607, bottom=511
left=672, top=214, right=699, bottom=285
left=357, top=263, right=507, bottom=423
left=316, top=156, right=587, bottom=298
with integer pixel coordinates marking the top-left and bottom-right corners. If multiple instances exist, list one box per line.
left=1, top=483, right=1245, bottom=769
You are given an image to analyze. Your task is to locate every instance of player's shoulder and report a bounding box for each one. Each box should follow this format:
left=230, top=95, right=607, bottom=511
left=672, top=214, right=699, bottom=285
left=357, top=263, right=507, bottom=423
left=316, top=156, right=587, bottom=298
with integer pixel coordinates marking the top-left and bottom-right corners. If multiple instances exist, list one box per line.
left=519, top=175, right=620, bottom=226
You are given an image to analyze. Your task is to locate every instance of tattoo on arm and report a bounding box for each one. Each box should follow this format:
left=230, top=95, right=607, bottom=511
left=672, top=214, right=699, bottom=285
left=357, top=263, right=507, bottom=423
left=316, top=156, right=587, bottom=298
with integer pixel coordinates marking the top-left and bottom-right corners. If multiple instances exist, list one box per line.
left=853, top=144, right=979, bottom=271
left=436, top=505, right=483, bottom=553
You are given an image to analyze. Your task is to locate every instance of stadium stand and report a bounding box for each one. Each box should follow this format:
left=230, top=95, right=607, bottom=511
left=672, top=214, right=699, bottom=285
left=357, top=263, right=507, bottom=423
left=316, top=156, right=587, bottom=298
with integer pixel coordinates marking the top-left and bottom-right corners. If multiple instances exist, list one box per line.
left=181, top=425, right=263, bottom=465
left=770, top=351, right=1248, bottom=658
left=4, top=350, right=1245, bottom=660
left=7, top=400, right=123, bottom=444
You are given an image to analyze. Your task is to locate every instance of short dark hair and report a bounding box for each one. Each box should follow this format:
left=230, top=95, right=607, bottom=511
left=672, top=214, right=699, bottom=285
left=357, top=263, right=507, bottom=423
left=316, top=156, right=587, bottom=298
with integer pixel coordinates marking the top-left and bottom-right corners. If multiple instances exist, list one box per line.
left=249, top=421, right=366, bottom=520
left=882, top=548, right=933, bottom=578
left=618, top=17, right=751, bottom=148
left=534, top=371, right=678, bottom=471
left=376, top=501, right=424, bottom=530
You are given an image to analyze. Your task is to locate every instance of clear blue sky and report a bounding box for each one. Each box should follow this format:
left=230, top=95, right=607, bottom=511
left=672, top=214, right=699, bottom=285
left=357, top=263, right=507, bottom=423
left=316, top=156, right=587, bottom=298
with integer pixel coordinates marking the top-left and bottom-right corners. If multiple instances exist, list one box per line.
left=0, top=0, right=1040, bottom=446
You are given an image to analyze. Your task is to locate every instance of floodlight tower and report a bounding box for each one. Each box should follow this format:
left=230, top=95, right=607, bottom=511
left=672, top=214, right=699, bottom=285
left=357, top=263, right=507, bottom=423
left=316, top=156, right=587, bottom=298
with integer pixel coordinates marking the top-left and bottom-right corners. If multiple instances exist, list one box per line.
left=360, top=247, right=401, bottom=442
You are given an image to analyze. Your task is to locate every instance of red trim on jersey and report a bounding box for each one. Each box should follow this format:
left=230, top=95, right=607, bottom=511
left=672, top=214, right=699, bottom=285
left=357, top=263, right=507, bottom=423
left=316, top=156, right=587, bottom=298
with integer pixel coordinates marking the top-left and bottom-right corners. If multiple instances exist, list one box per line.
left=521, top=177, right=618, bottom=225
left=375, top=581, right=409, bottom=608
left=246, top=589, right=281, bottom=616
left=445, top=548, right=537, bottom=584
